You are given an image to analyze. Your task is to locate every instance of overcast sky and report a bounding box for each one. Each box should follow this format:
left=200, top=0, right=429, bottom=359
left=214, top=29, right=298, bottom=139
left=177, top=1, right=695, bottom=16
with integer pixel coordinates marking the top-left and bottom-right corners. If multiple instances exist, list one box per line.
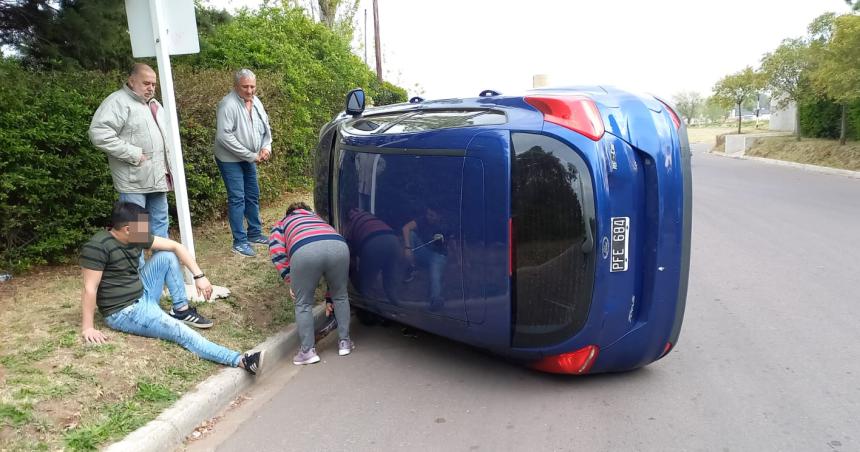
left=210, top=0, right=853, bottom=100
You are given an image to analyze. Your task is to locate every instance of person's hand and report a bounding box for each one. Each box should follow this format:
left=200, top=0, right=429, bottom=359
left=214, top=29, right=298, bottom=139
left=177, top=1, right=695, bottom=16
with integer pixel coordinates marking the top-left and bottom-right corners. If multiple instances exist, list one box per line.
left=404, top=248, right=414, bottom=261
left=260, top=148, right=271, bottom=161
left=289, top=285, right=296, bottom=300
left=82, top=327, right=108, bottom=344
left=325, top=301, right=334, bottom=317
left=195, top=276, right=213, bottom=300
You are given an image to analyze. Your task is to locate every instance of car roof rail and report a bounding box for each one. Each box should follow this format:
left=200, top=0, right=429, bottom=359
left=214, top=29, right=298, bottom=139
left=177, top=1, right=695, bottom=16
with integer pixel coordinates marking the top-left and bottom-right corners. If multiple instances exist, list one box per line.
left=409, top=96, right=425, bottom=104
left=479, top=89, right=501, bottom=97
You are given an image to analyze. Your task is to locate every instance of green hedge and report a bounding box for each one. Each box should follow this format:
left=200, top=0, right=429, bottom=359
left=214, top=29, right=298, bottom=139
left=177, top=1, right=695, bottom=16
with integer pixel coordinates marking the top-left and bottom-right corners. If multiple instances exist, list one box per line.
left=0, top=6, right=406, bottom=271
left=798, top=97, right=860, bottom=141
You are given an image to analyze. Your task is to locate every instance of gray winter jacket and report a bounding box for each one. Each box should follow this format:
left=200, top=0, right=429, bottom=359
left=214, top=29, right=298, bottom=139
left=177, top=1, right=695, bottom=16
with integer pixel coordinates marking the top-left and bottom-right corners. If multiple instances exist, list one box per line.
left=88, top=85, right=174, bottom=193
left=214, top=91, right=273, bottom=163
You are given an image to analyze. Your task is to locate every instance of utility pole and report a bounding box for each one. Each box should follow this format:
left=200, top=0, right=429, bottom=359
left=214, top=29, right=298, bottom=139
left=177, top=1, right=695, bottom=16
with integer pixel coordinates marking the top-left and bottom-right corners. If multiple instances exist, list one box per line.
left=373, top=0, right=382, bottom=82
left=364, top=8, right=368, bottom=65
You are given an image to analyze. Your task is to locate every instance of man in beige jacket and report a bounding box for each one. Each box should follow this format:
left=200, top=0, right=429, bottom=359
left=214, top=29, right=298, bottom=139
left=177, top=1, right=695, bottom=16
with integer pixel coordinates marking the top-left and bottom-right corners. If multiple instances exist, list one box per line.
left=89, top=63, right=174, bottom=240
left=88, top=64, right=212, bottom=328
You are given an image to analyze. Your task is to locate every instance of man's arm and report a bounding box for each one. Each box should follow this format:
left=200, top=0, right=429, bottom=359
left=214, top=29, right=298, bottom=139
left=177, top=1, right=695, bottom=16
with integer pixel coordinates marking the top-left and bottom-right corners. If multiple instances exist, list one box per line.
left=150, top=237, right=214, bottom=300
left=215, top=101, right=258, bottom=162
left=259, top=101, right=273, bottom=157
left=81, top=268, right=109, bottom=344
left=88, top=98, right=145, bottom=165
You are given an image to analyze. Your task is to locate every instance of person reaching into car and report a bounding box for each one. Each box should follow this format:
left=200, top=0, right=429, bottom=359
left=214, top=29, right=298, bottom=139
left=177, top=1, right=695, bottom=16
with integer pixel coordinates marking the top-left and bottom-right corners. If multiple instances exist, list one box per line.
left=269, top=202, right=353, bottom=365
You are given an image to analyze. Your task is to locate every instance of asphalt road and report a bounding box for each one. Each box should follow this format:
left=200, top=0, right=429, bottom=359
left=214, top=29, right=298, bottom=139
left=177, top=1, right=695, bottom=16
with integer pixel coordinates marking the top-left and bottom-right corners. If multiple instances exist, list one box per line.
left=188, top=146, right=860, bottom=452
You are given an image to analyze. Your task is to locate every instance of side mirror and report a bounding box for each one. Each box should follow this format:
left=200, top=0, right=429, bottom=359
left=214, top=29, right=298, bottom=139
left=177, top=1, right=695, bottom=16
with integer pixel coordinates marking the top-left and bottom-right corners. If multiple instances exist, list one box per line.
left=345, top=88, right=366, bottom=117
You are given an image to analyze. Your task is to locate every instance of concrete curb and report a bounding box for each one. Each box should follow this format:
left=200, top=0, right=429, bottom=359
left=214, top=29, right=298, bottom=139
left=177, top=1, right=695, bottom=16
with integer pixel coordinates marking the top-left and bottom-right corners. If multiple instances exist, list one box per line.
left=707, top=151, right=860, bottom=179
left=104, top=305, right=326, bottom=452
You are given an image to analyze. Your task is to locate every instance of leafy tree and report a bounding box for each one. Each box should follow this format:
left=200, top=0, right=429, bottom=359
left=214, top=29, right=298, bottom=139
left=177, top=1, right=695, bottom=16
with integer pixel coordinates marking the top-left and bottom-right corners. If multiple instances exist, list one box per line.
left=672, top=91, right=703, bottom=125
left=289, top=0, right=358, bottom=38
left=712, top=67, right=764, bottom=134
left=847, top=0, right=859, bottom=11
left=760, top=39, right=813, bottom=140
left=810, top=14, right=860, bottom=144
left=703, top=96, right=729, bottom=124
left=0, top=0, right=231, bottom=71
left=0, top=0, right=131, bottom=71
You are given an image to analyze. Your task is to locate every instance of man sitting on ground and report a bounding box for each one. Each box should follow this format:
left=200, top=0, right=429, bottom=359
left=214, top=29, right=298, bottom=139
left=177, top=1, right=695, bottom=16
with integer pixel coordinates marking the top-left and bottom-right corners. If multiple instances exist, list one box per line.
left=79, top=202, right=263, bottom=375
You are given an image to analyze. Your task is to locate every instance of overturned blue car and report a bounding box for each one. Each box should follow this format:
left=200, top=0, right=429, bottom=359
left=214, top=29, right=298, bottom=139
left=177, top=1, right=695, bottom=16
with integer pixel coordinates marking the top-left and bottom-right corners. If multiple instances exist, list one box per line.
left=313, top=86, right=691, bottom=374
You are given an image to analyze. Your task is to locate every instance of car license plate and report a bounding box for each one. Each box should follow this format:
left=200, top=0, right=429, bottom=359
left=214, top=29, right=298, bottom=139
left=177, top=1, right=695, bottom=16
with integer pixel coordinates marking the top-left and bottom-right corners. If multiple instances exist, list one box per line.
left=610, top=217, right=629, bottom=272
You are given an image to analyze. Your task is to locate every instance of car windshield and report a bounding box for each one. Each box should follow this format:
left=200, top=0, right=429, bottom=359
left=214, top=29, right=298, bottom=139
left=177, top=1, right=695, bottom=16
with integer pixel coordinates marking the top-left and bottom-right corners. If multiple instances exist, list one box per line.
left=344, top=110, right=506, bottom=135
left=383, top=110, right=506, bottom=134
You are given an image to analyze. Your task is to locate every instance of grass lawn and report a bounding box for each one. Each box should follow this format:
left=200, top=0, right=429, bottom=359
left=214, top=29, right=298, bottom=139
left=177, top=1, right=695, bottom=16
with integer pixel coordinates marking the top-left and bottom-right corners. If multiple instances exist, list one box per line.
left=0, top=190, right=312, bottom=451
left=687, top=121, right=773, bottom=151
left=746, top=136, right=860, bottom=172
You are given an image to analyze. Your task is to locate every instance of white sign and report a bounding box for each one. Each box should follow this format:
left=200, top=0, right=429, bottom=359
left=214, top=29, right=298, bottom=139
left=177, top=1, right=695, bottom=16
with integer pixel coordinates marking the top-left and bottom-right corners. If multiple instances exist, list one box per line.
left=126, top=0, right=199, bottom=57
left=125, top=0, right=200, bottom=282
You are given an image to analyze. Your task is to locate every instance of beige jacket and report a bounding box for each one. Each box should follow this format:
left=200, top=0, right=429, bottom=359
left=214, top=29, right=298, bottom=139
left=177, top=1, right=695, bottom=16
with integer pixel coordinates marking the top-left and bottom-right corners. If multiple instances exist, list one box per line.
left=88, top=85, right=174, bottom=193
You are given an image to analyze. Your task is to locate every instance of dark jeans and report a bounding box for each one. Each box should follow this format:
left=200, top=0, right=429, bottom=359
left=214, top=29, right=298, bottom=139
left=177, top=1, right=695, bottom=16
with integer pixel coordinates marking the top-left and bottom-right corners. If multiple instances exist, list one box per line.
left=216, top=159, right=263, bottom=247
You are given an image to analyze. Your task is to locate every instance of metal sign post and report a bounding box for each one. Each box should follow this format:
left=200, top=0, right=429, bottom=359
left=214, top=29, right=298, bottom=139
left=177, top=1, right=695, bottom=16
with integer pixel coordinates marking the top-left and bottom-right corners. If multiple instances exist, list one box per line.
left=125, top=0, right=198, bottom=282
left=147, top=0, right=195, bottom=263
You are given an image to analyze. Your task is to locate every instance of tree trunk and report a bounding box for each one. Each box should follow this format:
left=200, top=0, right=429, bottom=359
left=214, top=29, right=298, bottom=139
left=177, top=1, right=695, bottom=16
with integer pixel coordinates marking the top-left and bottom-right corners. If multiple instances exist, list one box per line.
left=840, top=103, right=847, bottom=145
left=737, top=102, right=742, bottom=134
left=794, top=100, right=801, bottom=142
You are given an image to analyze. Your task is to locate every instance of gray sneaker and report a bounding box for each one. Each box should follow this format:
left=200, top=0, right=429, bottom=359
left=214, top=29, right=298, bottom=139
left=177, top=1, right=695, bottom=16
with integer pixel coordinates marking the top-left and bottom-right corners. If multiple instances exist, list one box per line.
left=293, top=347, right=320, bottom=365
left=338, top=339, right=354, bottom=356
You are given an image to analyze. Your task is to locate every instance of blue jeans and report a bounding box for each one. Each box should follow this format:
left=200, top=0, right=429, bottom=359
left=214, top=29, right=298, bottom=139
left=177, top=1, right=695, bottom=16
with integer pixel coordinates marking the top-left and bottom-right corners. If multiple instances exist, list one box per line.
left=216, top=160, right=263, bottom=247
left=119, top=192, right=169, bottom=238
left=105, top=252, right=241, bottom=367
left=411, top=232, right=447, bottom=302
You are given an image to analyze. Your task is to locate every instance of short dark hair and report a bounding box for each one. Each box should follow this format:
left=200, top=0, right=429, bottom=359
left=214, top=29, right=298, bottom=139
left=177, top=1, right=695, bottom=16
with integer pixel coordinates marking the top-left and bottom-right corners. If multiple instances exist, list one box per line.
left=111, top=202, right=149, bottom=229
left=285, top=202, right=312, bottom=216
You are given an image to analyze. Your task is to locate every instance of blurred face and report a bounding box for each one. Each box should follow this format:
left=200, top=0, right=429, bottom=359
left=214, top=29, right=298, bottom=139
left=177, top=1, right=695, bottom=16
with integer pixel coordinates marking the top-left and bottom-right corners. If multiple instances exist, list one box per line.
left=128, top=69, right=157, bottom=101
left=235, top=77, right=257, bottom=102
left=123, top=214, right=150, bottom=244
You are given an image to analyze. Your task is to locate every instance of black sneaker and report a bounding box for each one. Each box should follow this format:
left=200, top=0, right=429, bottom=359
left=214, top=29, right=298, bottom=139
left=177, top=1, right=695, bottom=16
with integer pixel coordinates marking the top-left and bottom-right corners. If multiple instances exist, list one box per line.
left=242, top=351, right=265, bottom=376
left=169, top=306, right=214, bottom=329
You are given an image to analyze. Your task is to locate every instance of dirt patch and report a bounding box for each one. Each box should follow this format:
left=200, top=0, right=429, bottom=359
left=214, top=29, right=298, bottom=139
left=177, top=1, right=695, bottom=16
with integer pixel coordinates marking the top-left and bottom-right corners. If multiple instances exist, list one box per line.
left=746, top=136, right=860, bottom=171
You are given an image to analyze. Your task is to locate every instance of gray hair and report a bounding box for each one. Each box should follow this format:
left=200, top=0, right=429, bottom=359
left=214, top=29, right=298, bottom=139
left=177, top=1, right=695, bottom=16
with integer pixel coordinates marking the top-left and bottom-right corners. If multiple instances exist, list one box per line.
left=129, top=63, right=155, bottom=77
left=234, top=68, right=256, bottom=85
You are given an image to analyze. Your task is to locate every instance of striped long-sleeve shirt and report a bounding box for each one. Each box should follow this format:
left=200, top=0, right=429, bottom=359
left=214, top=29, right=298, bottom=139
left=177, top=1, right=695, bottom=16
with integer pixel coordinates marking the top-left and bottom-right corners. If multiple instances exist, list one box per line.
left=268, top=209, right=345, bottom=283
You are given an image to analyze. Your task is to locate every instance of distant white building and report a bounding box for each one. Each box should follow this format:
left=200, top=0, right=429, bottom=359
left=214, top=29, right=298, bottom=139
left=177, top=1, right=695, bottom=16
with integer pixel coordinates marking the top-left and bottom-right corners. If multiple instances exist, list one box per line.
left=769, top=96, right=797, bottom=132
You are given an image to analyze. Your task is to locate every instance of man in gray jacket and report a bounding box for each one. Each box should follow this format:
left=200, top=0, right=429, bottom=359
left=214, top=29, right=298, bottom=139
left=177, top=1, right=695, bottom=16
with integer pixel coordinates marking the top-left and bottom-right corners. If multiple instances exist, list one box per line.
left=89, top=63, right=173, bottom=240
left=214, top=68, right=273, bottom=257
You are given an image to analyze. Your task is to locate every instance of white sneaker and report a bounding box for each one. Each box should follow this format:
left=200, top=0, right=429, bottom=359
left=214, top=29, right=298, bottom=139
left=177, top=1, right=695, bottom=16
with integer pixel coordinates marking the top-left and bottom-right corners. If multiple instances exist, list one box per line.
left=293, top=348, right=321, bottom=365
left=338, top=339, right=354, bottom=356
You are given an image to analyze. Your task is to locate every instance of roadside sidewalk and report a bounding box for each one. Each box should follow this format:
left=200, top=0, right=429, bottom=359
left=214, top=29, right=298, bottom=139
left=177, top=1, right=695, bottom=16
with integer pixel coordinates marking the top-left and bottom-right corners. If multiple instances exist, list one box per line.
left=104, top=306, right=326, bottom=452
left=705, top=148, right=860, bottom=180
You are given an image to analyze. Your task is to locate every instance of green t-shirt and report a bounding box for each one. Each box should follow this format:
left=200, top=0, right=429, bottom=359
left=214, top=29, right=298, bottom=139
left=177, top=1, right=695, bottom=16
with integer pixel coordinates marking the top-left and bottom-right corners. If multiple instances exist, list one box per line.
left=79, top=230, right=154, bottom=317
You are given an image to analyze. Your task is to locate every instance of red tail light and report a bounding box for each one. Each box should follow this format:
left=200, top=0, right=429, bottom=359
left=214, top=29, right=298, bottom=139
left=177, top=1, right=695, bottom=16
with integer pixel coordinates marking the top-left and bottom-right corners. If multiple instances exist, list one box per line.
left=659, top=341, right=673, bottom=358
left=530, top=345, right=599, bottom=374
left=525, top=95, right=605, bottom=141
left=657, top=99, right=681, bottom=129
